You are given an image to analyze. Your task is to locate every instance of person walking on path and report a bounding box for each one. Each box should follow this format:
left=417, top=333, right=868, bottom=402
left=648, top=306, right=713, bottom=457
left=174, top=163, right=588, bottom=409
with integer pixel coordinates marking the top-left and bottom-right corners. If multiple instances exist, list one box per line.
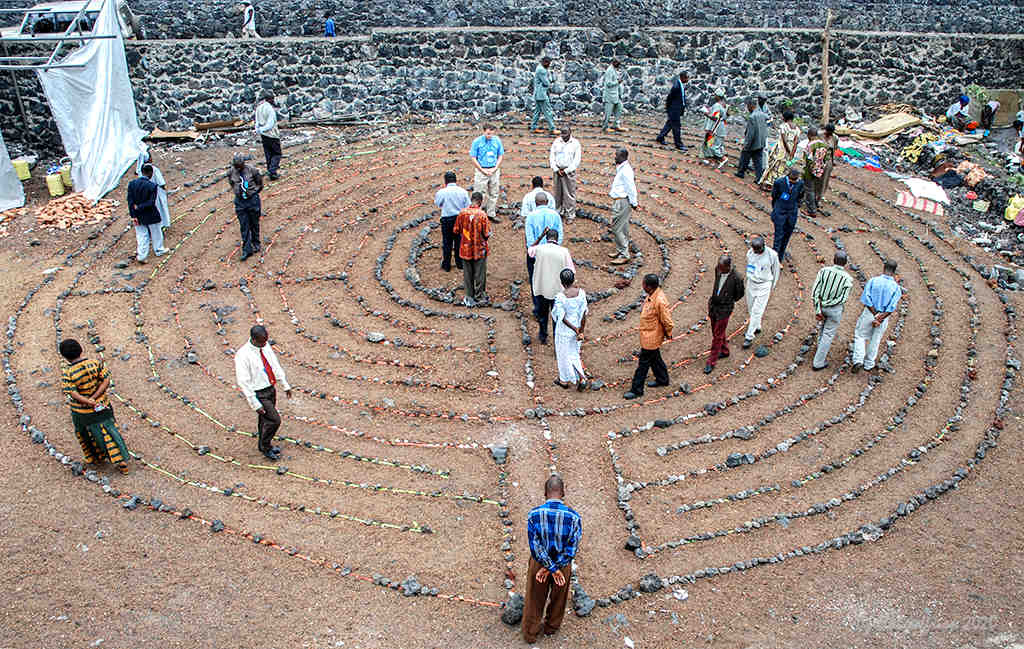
left=760, top=110, right=800, bottom=189
left=470, top=123, right=504, bottom=223
left=227, top=154, right=264, bottom=261
left=552, top=269, right=588, bottom=390
left=623, top=274, right=674, bottom=400
left=531, top=229, right=574, bottom=345
left=455, top=192, right=491, bottom=306
left=323, top=12, right=335, bottom=36
left=136, top=150, right=171, bottom=230
left=701, top=88, right=728, bottom=165
left=524, top=193, right=563, bottom=288
left=770, top=165, right=804, bottom=260
left=705, top=255, right=745, bottom=374
left=742, top=235, right=780, bottom=349
left=255, top=93, right=282, bottom=180
left=655, top=71, right=688, bottom=150
left=234, top=325, right=291, bottom=461
left=851, top=260, right=902, bottom=374
left=608, top=147, right=638, bottom=266
left=811, top=251, right=854, bottom=371
left=240, top=0, right=259, bottom=38
left=127, top=164, right=167, bottom=264
left=601, top=60, right=625, bottom=132
left=530, top=57, right=556, bottom=133
left=736, top=98, right=768, bottom=181
left=550, top=127, right=581, bottom=221
left=520, top=176, right=556, bottom=222
left=523, top=474, right=582, bottom=644
left=803, top=125, right=828, bottom=216
left=60, top=339, right=130, bottom=474
left=434, top=171, right=469, bottom=272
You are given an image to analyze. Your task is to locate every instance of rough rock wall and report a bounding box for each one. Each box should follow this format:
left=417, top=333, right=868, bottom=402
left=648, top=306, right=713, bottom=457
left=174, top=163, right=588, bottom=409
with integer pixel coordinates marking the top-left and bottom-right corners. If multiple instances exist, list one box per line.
left=1, top=0, right=1024, bottom=37
left=2, top=28, right=1023, bottom=155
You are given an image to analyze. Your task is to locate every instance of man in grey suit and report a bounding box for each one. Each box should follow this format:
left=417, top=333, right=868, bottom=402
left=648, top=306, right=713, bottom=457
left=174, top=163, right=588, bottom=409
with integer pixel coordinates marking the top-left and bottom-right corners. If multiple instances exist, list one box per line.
left=602, top=60, right=625, bottom=132
left=736, top=98, right=768, bottom=180
left=530, top=57, right=556, bottom=133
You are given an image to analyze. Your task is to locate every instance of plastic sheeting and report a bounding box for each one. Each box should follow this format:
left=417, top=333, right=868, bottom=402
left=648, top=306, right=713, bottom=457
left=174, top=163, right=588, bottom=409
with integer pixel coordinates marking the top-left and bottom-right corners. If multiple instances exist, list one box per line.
left=0, top=130, right=25, bottom=213
left=36, top=0, right=145, bottom=203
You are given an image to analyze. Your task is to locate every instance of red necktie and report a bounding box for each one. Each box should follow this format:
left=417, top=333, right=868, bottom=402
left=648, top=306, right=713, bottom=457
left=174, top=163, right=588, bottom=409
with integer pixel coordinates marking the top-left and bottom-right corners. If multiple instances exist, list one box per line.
left=259, top=348, right=276, bottom=385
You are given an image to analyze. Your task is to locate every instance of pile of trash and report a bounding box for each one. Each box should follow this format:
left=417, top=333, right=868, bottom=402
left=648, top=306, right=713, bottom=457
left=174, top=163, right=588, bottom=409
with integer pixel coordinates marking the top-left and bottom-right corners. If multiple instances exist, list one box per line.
left=835, top=100, right=1024, bottom=266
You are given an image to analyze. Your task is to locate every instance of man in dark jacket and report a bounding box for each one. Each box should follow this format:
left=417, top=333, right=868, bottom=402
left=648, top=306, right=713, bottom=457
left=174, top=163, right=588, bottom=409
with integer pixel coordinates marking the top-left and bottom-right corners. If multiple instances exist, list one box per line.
left=127, top=164, right=167, bottom=264
left=655, top=71, right=688, bottom=150
left=705, top=255, right=745, bottom=374
left=770, top=165, right=804, bottom=260
left=736, top=98, right=768, bottom=180
left=227, top=154, right=264, bottom=261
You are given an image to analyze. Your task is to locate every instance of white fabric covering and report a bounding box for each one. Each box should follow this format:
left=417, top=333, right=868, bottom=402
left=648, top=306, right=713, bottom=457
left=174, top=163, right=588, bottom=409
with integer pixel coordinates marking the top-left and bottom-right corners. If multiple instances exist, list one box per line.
left=0, top=130, right=25, bottom=212
left=36, top=0, right=146, bottom=202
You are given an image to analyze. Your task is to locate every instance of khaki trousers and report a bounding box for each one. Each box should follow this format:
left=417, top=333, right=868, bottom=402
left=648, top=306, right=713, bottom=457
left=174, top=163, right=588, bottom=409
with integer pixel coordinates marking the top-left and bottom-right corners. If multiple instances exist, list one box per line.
left=473, top=168, right=501, bottom=219
left=611, top=197, right=631, bottom=258
left=553, top=170, right=577, bottom=219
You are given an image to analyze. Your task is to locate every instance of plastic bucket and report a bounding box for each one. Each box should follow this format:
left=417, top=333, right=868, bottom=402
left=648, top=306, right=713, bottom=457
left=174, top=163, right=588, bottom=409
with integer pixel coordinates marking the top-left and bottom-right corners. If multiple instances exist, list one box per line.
left=60, top=164, right=72, bottom=188
left=46, top=173, right=65, bottom=197
left=12, top=159, right=30, bottom=181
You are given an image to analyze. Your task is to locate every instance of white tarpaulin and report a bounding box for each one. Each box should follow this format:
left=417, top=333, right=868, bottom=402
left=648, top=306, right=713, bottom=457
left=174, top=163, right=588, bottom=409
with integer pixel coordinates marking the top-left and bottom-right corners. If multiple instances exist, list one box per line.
left=0, top=130, right=25, bottom=212
left=36, top=0, right=145, bottom=202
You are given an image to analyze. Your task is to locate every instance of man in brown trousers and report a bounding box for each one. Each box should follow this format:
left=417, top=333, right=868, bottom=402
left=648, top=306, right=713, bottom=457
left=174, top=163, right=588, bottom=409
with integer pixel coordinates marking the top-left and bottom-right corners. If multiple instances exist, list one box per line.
left=523, top=474, right=582, bottom=643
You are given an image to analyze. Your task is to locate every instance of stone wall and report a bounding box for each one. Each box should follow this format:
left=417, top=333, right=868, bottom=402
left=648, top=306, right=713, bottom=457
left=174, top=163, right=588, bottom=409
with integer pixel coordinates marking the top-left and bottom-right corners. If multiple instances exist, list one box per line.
left=1, top=0, right=1024, bottom=37
left=3, top=27, right=1023, bottom=156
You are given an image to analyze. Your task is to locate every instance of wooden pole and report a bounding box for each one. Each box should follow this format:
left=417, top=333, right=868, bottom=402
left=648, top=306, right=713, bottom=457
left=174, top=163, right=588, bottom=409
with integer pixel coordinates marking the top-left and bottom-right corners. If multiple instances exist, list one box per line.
left=821, top=8, right=834, bottom=125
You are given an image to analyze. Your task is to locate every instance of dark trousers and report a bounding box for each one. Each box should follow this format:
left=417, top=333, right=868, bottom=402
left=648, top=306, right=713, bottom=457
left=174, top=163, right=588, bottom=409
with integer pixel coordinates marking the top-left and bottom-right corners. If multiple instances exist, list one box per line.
left=526, top=253, right=535, bottom=292
left=235, top=197, right=262, bottom=256
left=462, top=256, right=487, bottom=301
left=261, top=135, right=282, bottom=177
left=772, top=212, right=797, bottom=259
left=657, top=115, right=683, bottom=147
left=736, top=148, right=764, bottom=179
left=522, top=558, right=572, bottom=644
left=440, top=216, right=462, bottom=271
left=630, top=347, right=669, bottom=395
left=708, top=315, right=732, bottom=367
left=534, top=295, right=554, bottom=340
left=255, top=385, right=281, bottom=452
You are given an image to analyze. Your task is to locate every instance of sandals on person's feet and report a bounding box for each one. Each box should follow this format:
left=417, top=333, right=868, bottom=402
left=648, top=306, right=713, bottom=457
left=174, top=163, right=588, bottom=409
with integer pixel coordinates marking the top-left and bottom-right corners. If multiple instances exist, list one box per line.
left=576, top=380, right=589, bottom=392
left=553, top=379, right=570, bottom=389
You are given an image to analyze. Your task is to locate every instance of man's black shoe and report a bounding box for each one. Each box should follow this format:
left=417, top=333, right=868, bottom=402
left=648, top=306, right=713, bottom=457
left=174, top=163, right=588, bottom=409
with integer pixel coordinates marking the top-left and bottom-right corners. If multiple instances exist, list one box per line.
left=623, top=391, right=641, bottom=400
left=703, top=364, right=713, bottom=374
left=646, top=380, right=669, bottom=388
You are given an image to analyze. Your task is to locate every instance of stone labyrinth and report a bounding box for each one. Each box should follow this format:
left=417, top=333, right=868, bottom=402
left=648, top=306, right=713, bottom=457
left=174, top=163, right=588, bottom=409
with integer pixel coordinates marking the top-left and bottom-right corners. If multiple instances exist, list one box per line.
left=7, top=121, right=1015, bottom=619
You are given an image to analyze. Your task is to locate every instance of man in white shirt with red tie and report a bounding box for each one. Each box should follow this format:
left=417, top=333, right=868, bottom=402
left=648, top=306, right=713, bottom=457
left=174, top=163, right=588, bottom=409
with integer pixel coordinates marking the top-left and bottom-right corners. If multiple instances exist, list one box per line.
left=234, top=325, right=292, bottom=460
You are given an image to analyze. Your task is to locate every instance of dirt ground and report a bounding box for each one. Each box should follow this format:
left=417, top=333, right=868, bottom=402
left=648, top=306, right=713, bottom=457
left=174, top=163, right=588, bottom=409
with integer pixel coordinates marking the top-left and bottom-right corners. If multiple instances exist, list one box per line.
left=0, top=116, right=1021, bottom=649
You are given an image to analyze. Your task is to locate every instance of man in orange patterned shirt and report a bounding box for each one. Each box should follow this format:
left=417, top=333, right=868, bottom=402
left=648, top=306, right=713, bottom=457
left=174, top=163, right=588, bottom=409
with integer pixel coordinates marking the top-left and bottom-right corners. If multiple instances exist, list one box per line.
left=455, top=191, right=491, bottom=307
left=624, top=274, right=674, bottom=399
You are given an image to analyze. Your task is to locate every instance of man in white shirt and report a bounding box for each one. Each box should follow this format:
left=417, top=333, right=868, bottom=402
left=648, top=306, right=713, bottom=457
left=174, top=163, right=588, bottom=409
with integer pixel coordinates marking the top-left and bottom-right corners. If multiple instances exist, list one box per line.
left=520, top=176, right=556, bottom=222
left=608, top=147, right=638, bottom=265
left=550, top=128, right=581, bottom=221
left=742, top=235, right=780, bottom=349
left=234, top=325, right=292, bottom=460
left=945, top=94, right=970, bottom=131
left=530, top=229, right=574, bottom=344
left=240, top=0, right=259, bottom=38
left=255, top=94, right=281, bottom=180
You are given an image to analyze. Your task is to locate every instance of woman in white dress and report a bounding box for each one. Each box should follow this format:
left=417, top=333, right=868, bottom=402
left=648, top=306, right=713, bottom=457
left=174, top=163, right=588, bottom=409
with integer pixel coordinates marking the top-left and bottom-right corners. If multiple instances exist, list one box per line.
left=551, top=268, right=589, bottom=391
left=136, top=150, right=171, bottom=230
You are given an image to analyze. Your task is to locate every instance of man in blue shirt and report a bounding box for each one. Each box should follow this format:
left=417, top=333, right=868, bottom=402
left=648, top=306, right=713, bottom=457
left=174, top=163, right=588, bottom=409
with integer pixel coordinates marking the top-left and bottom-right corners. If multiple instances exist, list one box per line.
left=852, top=259, right=902, bottom=373
left=770, top=165, right=804, bottom=260
left=469, top=123, right=504, bottom=223
left=523, top=474, right=581, bottom=644
left=434, top=171, right=469, bottom=272
left=530, top=56, right=556, bottom=133
left=323, top=13, right=335, bottom=37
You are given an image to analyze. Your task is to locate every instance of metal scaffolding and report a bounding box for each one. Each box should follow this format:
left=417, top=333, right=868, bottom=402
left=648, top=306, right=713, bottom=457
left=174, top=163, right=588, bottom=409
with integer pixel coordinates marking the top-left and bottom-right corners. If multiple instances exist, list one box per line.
left=0, top=2, right=117, bottom=71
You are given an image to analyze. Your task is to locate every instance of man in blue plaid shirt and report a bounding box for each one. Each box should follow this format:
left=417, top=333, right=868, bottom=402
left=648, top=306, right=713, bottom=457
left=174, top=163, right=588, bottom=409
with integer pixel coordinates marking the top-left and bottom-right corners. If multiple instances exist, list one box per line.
left=523, top=474, right=582, bottom=643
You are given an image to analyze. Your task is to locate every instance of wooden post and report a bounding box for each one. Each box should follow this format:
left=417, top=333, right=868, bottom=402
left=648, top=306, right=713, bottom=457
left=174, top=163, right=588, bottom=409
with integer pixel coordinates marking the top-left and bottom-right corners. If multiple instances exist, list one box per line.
left=821, top=9, right=834, bottom=125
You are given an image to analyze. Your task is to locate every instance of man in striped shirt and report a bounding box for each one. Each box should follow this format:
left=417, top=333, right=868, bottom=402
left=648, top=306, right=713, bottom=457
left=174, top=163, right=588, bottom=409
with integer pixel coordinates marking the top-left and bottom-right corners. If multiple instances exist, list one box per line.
left=523, top=474, right=582, bottom=643
left=852, top=259, right=902, bottom=373
left=811, top=251, right=854, bottom=370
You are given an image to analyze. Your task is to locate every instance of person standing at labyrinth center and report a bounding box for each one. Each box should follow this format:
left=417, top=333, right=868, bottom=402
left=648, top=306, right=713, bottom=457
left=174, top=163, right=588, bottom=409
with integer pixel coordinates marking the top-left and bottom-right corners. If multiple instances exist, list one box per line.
left=470, top=123, right=504, bottom=223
